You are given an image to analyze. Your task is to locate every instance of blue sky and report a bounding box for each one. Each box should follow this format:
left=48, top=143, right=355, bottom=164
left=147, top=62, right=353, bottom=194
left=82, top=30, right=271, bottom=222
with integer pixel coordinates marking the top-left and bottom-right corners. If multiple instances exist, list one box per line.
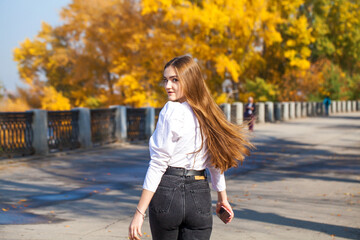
left=0, top=0, right=71, bottom=92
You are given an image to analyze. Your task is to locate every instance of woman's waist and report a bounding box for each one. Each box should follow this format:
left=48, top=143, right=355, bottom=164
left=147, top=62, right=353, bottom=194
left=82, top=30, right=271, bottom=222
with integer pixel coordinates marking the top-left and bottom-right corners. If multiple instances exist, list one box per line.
left=167, top=160, right=208, bottom=171
left=165, top=166, right=206, bottom=177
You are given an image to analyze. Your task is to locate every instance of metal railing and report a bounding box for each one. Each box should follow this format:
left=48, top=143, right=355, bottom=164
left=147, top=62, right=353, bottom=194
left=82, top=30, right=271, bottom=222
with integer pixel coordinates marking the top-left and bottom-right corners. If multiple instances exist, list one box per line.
left=0, top=112, right=34, bottom=158
left=127, top=108, right=147, bottom=141
left=90, top=108, right=116, bottom=145
left=154, top=108, right=162, bottom=127
left=265, top=104, right=270, bottom=122
left=48, top=110, right=80, bottom=151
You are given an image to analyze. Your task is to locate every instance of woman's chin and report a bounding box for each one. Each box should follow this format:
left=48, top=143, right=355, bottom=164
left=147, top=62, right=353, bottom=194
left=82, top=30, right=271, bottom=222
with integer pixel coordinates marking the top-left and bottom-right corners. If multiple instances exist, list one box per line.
left=168, top=96, right=176, bottom=101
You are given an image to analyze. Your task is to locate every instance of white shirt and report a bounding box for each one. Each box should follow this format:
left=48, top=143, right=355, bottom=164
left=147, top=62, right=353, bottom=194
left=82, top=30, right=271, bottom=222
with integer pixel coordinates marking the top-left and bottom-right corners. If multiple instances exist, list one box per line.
left=143, top=101, right=226, bottom=193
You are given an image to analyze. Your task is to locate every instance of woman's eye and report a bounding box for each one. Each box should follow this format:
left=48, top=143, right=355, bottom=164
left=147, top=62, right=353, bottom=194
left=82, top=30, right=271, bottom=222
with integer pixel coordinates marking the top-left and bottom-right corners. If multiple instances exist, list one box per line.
left=172, top=78, right=178, bottom=82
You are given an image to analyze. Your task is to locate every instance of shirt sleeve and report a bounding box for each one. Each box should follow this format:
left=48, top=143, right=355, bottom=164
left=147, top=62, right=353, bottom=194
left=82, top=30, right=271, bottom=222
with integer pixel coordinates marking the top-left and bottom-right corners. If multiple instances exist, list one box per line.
left=143, top=102, right=185, bottom=192
left=207, top=163, right=226, bottom=192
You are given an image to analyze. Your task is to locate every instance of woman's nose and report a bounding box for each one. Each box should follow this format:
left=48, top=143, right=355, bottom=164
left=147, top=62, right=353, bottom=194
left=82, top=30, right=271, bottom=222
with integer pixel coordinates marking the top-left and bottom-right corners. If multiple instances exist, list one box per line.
left=165, top=81, right=172, bottom=89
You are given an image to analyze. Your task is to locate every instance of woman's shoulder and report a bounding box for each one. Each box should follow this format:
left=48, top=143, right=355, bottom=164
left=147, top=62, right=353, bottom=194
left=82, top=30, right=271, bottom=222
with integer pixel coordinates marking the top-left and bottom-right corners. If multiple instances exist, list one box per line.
left=160, top=101, right=187, bottom=121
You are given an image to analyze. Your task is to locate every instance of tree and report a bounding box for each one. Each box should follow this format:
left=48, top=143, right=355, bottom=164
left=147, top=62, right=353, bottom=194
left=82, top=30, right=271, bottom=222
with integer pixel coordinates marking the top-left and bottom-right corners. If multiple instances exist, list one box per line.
left=12, top=0, right=359, bottom=110
left=304, top=0, right=360, bottom=76
left=0, top=81, right=4, bottom=102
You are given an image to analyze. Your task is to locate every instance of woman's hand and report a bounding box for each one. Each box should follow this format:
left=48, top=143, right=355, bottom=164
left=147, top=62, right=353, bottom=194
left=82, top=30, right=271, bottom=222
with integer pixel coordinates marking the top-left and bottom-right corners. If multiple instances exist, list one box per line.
left=128, top=190, right=154, bottom=240
left=216, top=190, right=234, bottom=224
left=128, top=212, right=144, bottom=240
left=216, top=200, right=234, bottom=224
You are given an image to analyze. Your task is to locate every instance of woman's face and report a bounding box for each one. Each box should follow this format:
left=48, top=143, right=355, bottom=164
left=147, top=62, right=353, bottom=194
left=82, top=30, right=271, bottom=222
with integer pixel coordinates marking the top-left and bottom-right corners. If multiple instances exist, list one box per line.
left=163, top=66, right=185, bottom=102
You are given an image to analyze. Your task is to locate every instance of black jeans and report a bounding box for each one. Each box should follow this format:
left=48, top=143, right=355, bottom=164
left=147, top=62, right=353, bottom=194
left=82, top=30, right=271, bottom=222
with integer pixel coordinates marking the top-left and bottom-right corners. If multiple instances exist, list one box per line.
left=149, top=174, right=213, bottom=240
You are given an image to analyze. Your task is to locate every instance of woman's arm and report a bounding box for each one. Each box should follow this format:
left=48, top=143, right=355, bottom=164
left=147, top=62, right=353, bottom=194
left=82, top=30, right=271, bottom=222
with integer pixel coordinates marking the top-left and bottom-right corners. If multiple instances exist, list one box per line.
left=129, top=189, right=154, bottom=240
left=207, top=164, right=234, bottom=223
left=216, top=190, right=234, bottom=224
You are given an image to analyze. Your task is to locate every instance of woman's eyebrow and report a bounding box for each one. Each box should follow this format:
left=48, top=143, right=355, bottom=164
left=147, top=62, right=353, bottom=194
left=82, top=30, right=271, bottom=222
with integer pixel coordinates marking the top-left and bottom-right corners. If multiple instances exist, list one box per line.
left=163, top=75, right=178, bottom=79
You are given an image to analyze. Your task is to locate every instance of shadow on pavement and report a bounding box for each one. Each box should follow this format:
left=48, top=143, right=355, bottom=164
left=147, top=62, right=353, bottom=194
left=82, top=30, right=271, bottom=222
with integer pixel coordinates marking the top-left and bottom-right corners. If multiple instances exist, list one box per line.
left=0, top=114, right=359, bottom=226
left=234, top=208, right=360, bottom=239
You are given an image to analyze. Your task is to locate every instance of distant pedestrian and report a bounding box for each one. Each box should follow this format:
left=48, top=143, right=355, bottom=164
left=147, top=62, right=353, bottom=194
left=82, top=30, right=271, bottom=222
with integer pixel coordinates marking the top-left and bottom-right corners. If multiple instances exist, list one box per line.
left=323, top=96, right=331, bottom=116
left=244, top=97, right=256, bottom=131
left=128, top=55, right=252, bottom=240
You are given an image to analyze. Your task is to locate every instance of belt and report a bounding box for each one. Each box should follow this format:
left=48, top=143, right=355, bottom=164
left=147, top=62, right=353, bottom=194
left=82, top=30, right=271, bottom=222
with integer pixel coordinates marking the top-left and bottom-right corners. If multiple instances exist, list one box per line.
left=165, top=166, right=206, bottom=176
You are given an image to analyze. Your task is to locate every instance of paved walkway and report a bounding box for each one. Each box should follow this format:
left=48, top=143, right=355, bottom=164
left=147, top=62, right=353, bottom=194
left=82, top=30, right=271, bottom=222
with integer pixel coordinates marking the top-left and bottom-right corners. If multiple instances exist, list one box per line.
left=0, top=113, right=359, bottom=240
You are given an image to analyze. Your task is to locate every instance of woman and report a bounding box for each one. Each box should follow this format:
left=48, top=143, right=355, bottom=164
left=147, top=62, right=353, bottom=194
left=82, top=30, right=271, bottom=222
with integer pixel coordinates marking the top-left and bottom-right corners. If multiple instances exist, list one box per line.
left=244, top=97, right=256, bottom=131
left=129, top=55, right=252, bottom=240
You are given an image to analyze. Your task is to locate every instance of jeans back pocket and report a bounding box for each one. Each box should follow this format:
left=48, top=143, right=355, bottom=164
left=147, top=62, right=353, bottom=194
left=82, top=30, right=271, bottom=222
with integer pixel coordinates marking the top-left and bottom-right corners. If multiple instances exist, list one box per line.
left=189, top=188, right=212, bottom=215
left=150, top=186, right=176, bottom=214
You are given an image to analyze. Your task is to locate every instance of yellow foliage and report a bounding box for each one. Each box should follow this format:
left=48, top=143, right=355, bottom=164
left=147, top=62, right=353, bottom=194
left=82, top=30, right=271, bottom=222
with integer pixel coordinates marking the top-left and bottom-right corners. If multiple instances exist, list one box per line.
left=215, top=55, right=240, bottom=82
left=41, top=86, right=71, bottom=110
left=0, top=98, right=30, bottom=112
left=10, top=0, right=354, bottom=109
left=239, top=92, right=254, bottom=103
left=214, top=93, right=228, bottom=105
left=116, top=74, right=148, bottom=107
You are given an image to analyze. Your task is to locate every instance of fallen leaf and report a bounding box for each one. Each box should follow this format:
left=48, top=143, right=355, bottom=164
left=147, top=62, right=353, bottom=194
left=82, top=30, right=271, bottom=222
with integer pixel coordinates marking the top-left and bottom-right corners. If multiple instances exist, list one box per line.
left=337, top=214, right=341, bottom=217
left=107, top=173, right=111, bottom=175
left=65, top=225, right=70, bottom=228
left=93, top=190, right=98, bottom=193
left=2, top=208, right=9, bottom=212
left=105, top=188, right=110, bottom=191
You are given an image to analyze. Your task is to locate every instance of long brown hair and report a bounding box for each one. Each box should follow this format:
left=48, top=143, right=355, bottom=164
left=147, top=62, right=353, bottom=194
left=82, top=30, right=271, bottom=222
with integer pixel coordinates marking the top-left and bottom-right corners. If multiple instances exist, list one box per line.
left=164, top=55, right=253, bottom=173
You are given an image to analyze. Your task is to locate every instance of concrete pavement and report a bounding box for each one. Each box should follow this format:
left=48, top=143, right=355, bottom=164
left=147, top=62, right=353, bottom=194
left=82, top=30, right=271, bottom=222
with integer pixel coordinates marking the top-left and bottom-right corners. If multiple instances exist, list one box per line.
left=0, top=112, right=359, bottom=240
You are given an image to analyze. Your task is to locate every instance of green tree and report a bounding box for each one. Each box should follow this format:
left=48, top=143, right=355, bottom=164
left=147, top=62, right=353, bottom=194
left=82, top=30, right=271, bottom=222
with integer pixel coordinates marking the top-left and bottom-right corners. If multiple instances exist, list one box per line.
left=304, top=0, right=360, bottom=75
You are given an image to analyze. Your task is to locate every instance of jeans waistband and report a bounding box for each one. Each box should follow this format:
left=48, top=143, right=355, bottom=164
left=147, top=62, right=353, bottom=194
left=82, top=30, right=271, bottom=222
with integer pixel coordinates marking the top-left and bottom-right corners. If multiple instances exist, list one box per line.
left=164, top=166, right=206, bottom=176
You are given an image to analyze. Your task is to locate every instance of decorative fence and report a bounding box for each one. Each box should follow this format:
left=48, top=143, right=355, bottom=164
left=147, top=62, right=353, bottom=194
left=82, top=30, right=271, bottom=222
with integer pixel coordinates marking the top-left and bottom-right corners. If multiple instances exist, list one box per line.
left=264, top=103, right=271, bottom=122
left=90, top=108, right=116, bottom=145
left=0, top=100, right=359, bottom=158
left=0, top=112, right=34, bottom=158
left=154, top=108, right=162, bottom=127
left=48, top=110, right=80, bottom=151
left=127, top=108, right=147, bottom=141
